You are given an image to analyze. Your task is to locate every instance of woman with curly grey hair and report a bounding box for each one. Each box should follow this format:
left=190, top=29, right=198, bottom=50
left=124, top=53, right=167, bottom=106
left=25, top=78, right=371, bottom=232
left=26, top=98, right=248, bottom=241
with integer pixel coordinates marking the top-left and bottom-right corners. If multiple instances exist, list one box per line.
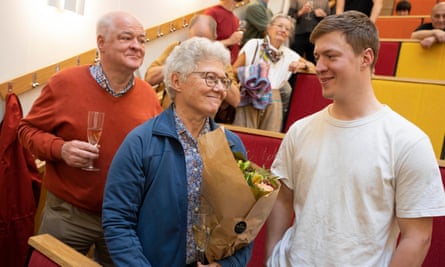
left=103, top=37, right=253, bottom=267
left=163, top=36, right=230, bottom=105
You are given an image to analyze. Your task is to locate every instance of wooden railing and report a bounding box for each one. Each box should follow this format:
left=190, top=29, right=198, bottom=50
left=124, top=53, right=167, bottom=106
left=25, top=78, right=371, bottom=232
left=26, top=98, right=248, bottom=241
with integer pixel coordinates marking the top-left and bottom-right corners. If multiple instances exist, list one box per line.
left=28, top=234, right=101, bottom=267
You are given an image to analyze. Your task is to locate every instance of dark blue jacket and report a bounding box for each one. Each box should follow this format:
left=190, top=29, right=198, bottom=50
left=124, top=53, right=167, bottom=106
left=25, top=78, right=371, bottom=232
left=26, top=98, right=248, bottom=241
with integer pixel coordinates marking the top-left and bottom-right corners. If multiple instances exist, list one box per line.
left=103, top=106, right=253, bottom=266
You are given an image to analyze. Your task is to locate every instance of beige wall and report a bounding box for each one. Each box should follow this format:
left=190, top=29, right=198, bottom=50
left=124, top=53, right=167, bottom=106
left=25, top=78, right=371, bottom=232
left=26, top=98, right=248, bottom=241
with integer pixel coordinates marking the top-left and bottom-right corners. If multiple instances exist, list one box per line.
left=0, top=0, right=296, bottom=120
left=0, top=0, right=220, bottom=119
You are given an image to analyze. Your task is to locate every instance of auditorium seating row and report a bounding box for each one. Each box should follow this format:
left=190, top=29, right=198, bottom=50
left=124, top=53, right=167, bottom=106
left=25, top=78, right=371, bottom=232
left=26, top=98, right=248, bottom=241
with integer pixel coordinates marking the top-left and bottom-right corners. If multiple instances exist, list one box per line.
left=375, top=40, right=445, bottom=80
left=379, top=0, right=444, bottom=38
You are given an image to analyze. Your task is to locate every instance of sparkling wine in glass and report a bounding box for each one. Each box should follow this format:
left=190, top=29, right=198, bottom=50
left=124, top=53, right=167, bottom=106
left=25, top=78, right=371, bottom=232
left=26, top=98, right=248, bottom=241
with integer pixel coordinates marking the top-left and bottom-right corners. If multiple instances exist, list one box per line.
left=82, top=111, right=104, bottom=171
left=305, top=0, right=314, bottom=20
left=192, top=201, right=213, bottom=264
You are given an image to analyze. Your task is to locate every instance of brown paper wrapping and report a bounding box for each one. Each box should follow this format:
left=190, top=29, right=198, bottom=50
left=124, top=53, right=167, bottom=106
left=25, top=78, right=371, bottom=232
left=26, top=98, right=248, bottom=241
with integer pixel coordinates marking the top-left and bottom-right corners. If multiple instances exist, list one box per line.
left=197, top=128, right=280, bottom=262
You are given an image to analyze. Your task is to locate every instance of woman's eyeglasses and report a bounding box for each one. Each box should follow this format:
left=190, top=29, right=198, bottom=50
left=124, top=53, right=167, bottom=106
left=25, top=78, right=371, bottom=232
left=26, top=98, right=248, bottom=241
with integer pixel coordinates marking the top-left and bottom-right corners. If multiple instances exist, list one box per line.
left=192, top=72, right=232, bottom=91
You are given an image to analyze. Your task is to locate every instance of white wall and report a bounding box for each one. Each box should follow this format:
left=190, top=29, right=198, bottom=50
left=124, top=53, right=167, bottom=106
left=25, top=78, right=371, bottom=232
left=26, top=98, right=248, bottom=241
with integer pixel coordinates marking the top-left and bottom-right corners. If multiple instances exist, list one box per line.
left=0, top=0, right=285, bottom=120
left=0, top=0, right=221, bottom=82
left=268, top=0, right=289, bottom=14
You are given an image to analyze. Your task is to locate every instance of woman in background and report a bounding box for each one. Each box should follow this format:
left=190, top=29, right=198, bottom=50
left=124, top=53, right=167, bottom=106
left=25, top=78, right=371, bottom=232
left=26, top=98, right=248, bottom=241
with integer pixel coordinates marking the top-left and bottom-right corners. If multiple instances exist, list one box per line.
left=232, top=14, right=315, bottom=132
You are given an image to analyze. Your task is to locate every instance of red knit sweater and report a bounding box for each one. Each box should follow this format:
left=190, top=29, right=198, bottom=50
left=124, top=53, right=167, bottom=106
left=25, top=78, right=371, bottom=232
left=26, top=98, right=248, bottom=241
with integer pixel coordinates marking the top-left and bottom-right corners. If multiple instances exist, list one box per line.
left=18, top=65, right=162, bottom=214
left=204, top=5, right=240, bottom=64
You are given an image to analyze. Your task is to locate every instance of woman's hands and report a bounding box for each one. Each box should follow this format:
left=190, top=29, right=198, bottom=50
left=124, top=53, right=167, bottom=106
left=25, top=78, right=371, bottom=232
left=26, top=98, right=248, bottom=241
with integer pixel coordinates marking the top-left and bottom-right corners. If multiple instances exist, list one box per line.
left=288, top=59, right=315, bottom=73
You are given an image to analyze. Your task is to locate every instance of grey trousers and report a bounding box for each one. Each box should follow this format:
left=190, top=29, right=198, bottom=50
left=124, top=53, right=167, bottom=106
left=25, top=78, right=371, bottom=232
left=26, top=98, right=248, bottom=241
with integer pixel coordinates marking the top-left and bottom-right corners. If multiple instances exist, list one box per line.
left=38, top=191, right=115, bottom=267
left=233, top=90, right=283, bottom=132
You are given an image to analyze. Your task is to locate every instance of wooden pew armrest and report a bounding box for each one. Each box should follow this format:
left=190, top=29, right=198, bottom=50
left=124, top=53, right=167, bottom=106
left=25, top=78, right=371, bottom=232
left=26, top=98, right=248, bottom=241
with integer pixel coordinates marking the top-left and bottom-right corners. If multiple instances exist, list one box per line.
left=28, top=234, right=101, bottom=267
left=221, top=124, right=285, bottom=139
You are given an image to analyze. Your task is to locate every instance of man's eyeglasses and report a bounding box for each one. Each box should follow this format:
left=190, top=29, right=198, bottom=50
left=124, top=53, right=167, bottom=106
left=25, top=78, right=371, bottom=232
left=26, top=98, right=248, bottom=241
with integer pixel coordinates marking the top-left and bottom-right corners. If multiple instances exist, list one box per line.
left=192, top=72, right=232, bottom=91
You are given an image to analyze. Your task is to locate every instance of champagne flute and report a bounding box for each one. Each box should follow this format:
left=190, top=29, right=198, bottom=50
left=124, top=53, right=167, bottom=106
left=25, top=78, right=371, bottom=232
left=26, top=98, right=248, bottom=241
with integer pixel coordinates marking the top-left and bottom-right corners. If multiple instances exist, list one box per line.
left=305, top=0, right=314, bottom=20
left=82, top=111, right=104, bottom=171
left=238, top=20, right=247, bottom=32
left=192, top=200, right=213, bottom=264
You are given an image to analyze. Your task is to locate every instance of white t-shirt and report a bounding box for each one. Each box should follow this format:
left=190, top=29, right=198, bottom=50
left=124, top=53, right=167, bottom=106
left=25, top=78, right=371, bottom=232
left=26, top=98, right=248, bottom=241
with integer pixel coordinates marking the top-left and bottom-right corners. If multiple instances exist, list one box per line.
left=240, top=38, right=300, bottom=90
left=268, top=105, right=445, bottom=267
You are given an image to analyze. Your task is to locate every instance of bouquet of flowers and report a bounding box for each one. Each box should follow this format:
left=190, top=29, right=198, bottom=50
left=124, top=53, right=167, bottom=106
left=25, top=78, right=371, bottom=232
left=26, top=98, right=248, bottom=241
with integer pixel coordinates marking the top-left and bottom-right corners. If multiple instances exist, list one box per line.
left=197, top=128, right=280, bottom=262
left=235, top=152, right=279, bottom=200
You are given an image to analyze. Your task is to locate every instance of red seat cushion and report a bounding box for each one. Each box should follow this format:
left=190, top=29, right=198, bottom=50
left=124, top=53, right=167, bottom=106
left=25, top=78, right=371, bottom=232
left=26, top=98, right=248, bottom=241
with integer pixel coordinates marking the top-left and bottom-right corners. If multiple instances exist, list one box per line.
left=284, top=73, right=332, bottom=132
left=28, top=250, right=60, bottom=267
left=375, top=41, right=401, bottom=76
left=234, top=132, right=282, bottom=169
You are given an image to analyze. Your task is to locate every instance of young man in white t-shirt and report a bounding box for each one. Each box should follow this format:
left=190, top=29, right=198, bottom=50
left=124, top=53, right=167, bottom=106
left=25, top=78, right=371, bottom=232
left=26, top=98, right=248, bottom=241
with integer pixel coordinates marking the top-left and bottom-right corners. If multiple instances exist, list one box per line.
left=266, top=10, right=445, bottom=267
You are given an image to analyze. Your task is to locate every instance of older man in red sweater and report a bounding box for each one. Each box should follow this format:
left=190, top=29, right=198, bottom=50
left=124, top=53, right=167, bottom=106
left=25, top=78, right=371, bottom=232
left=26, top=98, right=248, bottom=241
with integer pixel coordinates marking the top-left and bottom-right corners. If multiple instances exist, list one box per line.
left=18, top=11, right=161, bottom=266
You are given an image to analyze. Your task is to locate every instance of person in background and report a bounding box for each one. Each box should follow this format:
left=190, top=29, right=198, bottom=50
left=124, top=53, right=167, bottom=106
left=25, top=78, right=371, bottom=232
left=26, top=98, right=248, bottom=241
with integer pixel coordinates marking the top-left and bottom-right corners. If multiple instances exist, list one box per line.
left=395, top=0, right=411, bottom=16
left=411, top=2, right=445, bottom=48
left=205, top=0, right=245, bottom=64
left=102, top=37, right=253, bottom=267
left=288, top=0, right=330, bottom=63
left=329, top=0, right=336, bottom=14
left=241, top=0, right=274, bottom=47
left=17, top=11, right=162, bottom=266
left=232, top=14, right=315, bottom=132
left=145, top=14, right=240, bottom=123
left=265, top=11, right=445, bottom=266
left=336, top=0, right=383, bottom=22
